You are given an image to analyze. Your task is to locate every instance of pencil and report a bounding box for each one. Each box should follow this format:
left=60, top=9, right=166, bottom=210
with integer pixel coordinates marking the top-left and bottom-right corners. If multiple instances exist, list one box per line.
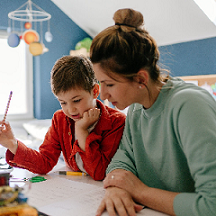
left=2, top=91, right=13, bottom=124
left=59, top=171, right=87, bottom=176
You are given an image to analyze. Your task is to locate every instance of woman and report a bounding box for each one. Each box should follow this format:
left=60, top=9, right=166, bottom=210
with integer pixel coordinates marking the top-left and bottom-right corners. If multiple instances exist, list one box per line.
left=90, top=8, right=216, bottom=216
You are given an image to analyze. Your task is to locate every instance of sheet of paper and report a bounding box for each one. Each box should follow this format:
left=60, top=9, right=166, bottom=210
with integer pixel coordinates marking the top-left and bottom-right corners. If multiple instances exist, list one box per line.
left=27, top=177, right=105, bottom=216
left=27, top=177, right=168, bottom=216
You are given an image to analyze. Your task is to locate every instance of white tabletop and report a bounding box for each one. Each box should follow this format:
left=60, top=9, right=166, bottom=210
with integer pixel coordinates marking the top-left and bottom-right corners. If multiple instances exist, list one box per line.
left=8, top=161, right=169, bottom=216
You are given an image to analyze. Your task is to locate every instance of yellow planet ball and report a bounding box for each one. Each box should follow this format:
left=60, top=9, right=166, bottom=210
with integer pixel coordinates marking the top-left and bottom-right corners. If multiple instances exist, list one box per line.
left=29, top=42, right=43, bottom=56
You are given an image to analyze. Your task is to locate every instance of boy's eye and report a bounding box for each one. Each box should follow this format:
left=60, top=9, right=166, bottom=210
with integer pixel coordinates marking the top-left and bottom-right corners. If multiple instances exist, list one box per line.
left=73, top=99, right=81, bottom=103
left=106, top=84, right=114, bottom=87
left=60, top=102, right=66, bottom=105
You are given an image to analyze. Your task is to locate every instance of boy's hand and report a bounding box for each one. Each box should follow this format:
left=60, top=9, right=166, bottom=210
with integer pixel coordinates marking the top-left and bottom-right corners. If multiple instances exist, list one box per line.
left=75, top=108, right=100, bottom=151
left=0, top=121, right=18, bottom=154
left=75, top=108, right=100, bottom=131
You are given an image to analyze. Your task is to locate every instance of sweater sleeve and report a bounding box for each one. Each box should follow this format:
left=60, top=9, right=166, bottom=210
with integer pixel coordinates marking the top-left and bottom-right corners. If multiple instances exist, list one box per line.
left=6, top=118, right=62, bottom=174
left=173, top=89, right=216, bottom=216
left=106, top=105, right=138, bottom=175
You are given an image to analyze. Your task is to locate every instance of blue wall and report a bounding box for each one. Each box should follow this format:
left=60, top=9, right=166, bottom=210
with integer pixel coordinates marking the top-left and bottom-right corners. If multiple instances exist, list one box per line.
left=1, top=1, right=216, bottom=119
left=0, top=0, right=90, bottom=119
left=159, top=37, right=216, bottom=77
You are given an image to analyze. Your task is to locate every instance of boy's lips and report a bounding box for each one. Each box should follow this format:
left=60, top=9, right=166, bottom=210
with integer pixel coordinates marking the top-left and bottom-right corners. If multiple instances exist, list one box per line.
left=71, top=114, right=80, bottom=119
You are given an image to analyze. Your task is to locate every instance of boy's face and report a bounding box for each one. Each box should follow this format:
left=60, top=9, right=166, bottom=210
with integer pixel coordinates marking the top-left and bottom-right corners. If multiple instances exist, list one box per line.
left=56, top=87, right=98, bottom=121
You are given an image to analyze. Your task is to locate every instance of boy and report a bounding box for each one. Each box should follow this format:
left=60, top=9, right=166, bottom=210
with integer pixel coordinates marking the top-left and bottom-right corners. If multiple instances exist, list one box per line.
left=0, top=56, right=126, bottom=180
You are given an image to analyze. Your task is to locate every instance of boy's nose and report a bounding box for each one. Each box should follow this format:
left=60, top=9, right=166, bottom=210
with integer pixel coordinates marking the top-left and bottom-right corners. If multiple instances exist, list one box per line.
left=68, top=106, right=76, bottom=114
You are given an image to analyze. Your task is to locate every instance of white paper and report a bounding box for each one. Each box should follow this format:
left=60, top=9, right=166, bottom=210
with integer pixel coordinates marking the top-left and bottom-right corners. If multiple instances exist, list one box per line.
left=27, top=177, right=168, bottom=216
left=27, top=177, right=105, bottom=216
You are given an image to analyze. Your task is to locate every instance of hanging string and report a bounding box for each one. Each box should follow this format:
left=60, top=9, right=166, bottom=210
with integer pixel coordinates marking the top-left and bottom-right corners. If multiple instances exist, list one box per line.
left=48, top=19, right=50, bottom=32
left=7, top=18, right=11, bottom=33
left=40, top=21, right=43, bottom=44
left=12, top=20, right=15, bottom=33
left=34, top=19, right=37, bottom=31
left=20, top=20, right=23, bottom=34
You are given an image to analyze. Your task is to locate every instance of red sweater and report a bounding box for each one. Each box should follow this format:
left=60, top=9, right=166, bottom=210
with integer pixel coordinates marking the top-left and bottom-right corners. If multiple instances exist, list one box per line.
left=6, top=100, right=126, bottom=180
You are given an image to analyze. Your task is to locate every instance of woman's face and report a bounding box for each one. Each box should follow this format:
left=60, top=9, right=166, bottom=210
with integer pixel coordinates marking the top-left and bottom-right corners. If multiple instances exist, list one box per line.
left=93, top=63, right=139, bottom=110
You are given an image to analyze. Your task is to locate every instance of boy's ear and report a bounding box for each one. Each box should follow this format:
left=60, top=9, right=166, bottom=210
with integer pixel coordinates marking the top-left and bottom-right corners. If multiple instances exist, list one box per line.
left=93, top=83, right=100, bottom=99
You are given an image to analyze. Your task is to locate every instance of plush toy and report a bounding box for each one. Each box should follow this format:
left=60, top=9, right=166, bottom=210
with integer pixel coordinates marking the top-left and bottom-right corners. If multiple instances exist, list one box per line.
left=75, top=37, right=92, bottom=52
left=70, top=37, right=92, bottom=57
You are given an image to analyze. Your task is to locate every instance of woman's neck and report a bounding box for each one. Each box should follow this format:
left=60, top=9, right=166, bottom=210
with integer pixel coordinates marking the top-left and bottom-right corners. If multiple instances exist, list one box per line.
left=142, top=81, right=165, bottom=109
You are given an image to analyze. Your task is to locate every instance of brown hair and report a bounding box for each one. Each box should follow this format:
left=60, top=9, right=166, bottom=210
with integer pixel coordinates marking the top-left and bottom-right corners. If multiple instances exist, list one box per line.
left=90, top=8, right=167, bottom=83
left=51, top=55, right=97, bottom=96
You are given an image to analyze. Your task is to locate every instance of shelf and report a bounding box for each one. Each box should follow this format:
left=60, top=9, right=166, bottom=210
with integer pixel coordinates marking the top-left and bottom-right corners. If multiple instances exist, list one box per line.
left=179, top=74, right=216, bottom=86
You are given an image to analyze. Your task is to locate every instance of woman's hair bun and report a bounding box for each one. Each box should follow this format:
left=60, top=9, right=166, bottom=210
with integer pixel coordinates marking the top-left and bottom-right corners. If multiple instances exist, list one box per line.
left=113, top=8, right=144, bottom=28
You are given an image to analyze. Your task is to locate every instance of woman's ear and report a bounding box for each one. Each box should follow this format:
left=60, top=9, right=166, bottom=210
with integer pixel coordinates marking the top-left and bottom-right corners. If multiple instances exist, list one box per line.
left=92, top=83, right=100, bottom=99
left=136, top=69, right=149, bottom=87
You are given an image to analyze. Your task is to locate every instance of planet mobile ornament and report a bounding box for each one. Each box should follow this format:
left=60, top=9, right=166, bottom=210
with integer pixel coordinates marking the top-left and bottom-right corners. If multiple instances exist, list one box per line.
left=29, top=42, right=43, bottom=56
left=24, top=22, right=32, bottom=29
left=42, top=44, right=49, bottom=53
left=23, top=29, right=39, bottom=45
left=7, top=0, right=52, bottom=55
left=45, top=31, right=53, bottom=42
left=7, top=33, right=20, bottom=47
left=7, top=27, right=11, bottom=33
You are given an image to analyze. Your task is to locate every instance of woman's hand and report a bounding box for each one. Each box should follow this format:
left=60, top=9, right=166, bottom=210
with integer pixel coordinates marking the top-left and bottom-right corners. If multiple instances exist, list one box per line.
left=0, top=121, right=18, bottom=154
left=103, top=169, right=147, bottom=203
left=96, top=186, right=143, bottom=216
left=104, top=169, right=178, bottom=216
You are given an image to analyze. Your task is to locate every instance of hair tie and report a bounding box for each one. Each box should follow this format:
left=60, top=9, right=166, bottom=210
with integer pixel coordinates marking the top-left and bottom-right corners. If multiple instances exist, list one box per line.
left=115, top=23, right=136, bottom=28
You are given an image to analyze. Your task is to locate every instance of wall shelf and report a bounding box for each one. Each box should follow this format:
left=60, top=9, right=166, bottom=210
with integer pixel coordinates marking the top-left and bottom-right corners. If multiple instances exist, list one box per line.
left=179, top=74, right=216, bottom=86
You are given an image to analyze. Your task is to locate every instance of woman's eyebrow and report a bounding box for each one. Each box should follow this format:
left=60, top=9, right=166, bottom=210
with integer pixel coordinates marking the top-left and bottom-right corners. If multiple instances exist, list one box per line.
left=100, top=80, right=112, bottom=83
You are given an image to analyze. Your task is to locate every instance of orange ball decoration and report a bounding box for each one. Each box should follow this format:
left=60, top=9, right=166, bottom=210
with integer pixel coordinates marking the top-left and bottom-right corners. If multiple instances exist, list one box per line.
left=23, top=30, right=39, bottom=45
left=24, top=22, right=32, bottom=29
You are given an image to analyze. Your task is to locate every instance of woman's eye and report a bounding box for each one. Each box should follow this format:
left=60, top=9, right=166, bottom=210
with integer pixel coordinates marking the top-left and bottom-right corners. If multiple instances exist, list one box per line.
left=60, top=102, right=66, bottom=105
left=106, top=84, right=114, bottom=87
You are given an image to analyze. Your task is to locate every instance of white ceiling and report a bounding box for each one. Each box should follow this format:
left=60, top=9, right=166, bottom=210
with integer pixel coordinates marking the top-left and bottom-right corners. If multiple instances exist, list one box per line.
left=51, top=0, right=216, bottom=46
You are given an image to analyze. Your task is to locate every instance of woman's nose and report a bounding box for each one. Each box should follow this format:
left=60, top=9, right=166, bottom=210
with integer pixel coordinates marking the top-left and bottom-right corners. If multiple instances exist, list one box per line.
left=99, top=87, right=109, bottom=101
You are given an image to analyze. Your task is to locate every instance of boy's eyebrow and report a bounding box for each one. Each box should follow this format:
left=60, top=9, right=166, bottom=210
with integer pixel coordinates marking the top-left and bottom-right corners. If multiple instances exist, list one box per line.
left=58, top=95, right=81, bottom=101
left=71, top=95, right=81, bottom=99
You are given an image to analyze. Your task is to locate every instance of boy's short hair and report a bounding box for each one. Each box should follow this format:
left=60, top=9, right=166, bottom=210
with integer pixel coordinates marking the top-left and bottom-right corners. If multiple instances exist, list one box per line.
left=51, top=55, right=97, bottom=96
